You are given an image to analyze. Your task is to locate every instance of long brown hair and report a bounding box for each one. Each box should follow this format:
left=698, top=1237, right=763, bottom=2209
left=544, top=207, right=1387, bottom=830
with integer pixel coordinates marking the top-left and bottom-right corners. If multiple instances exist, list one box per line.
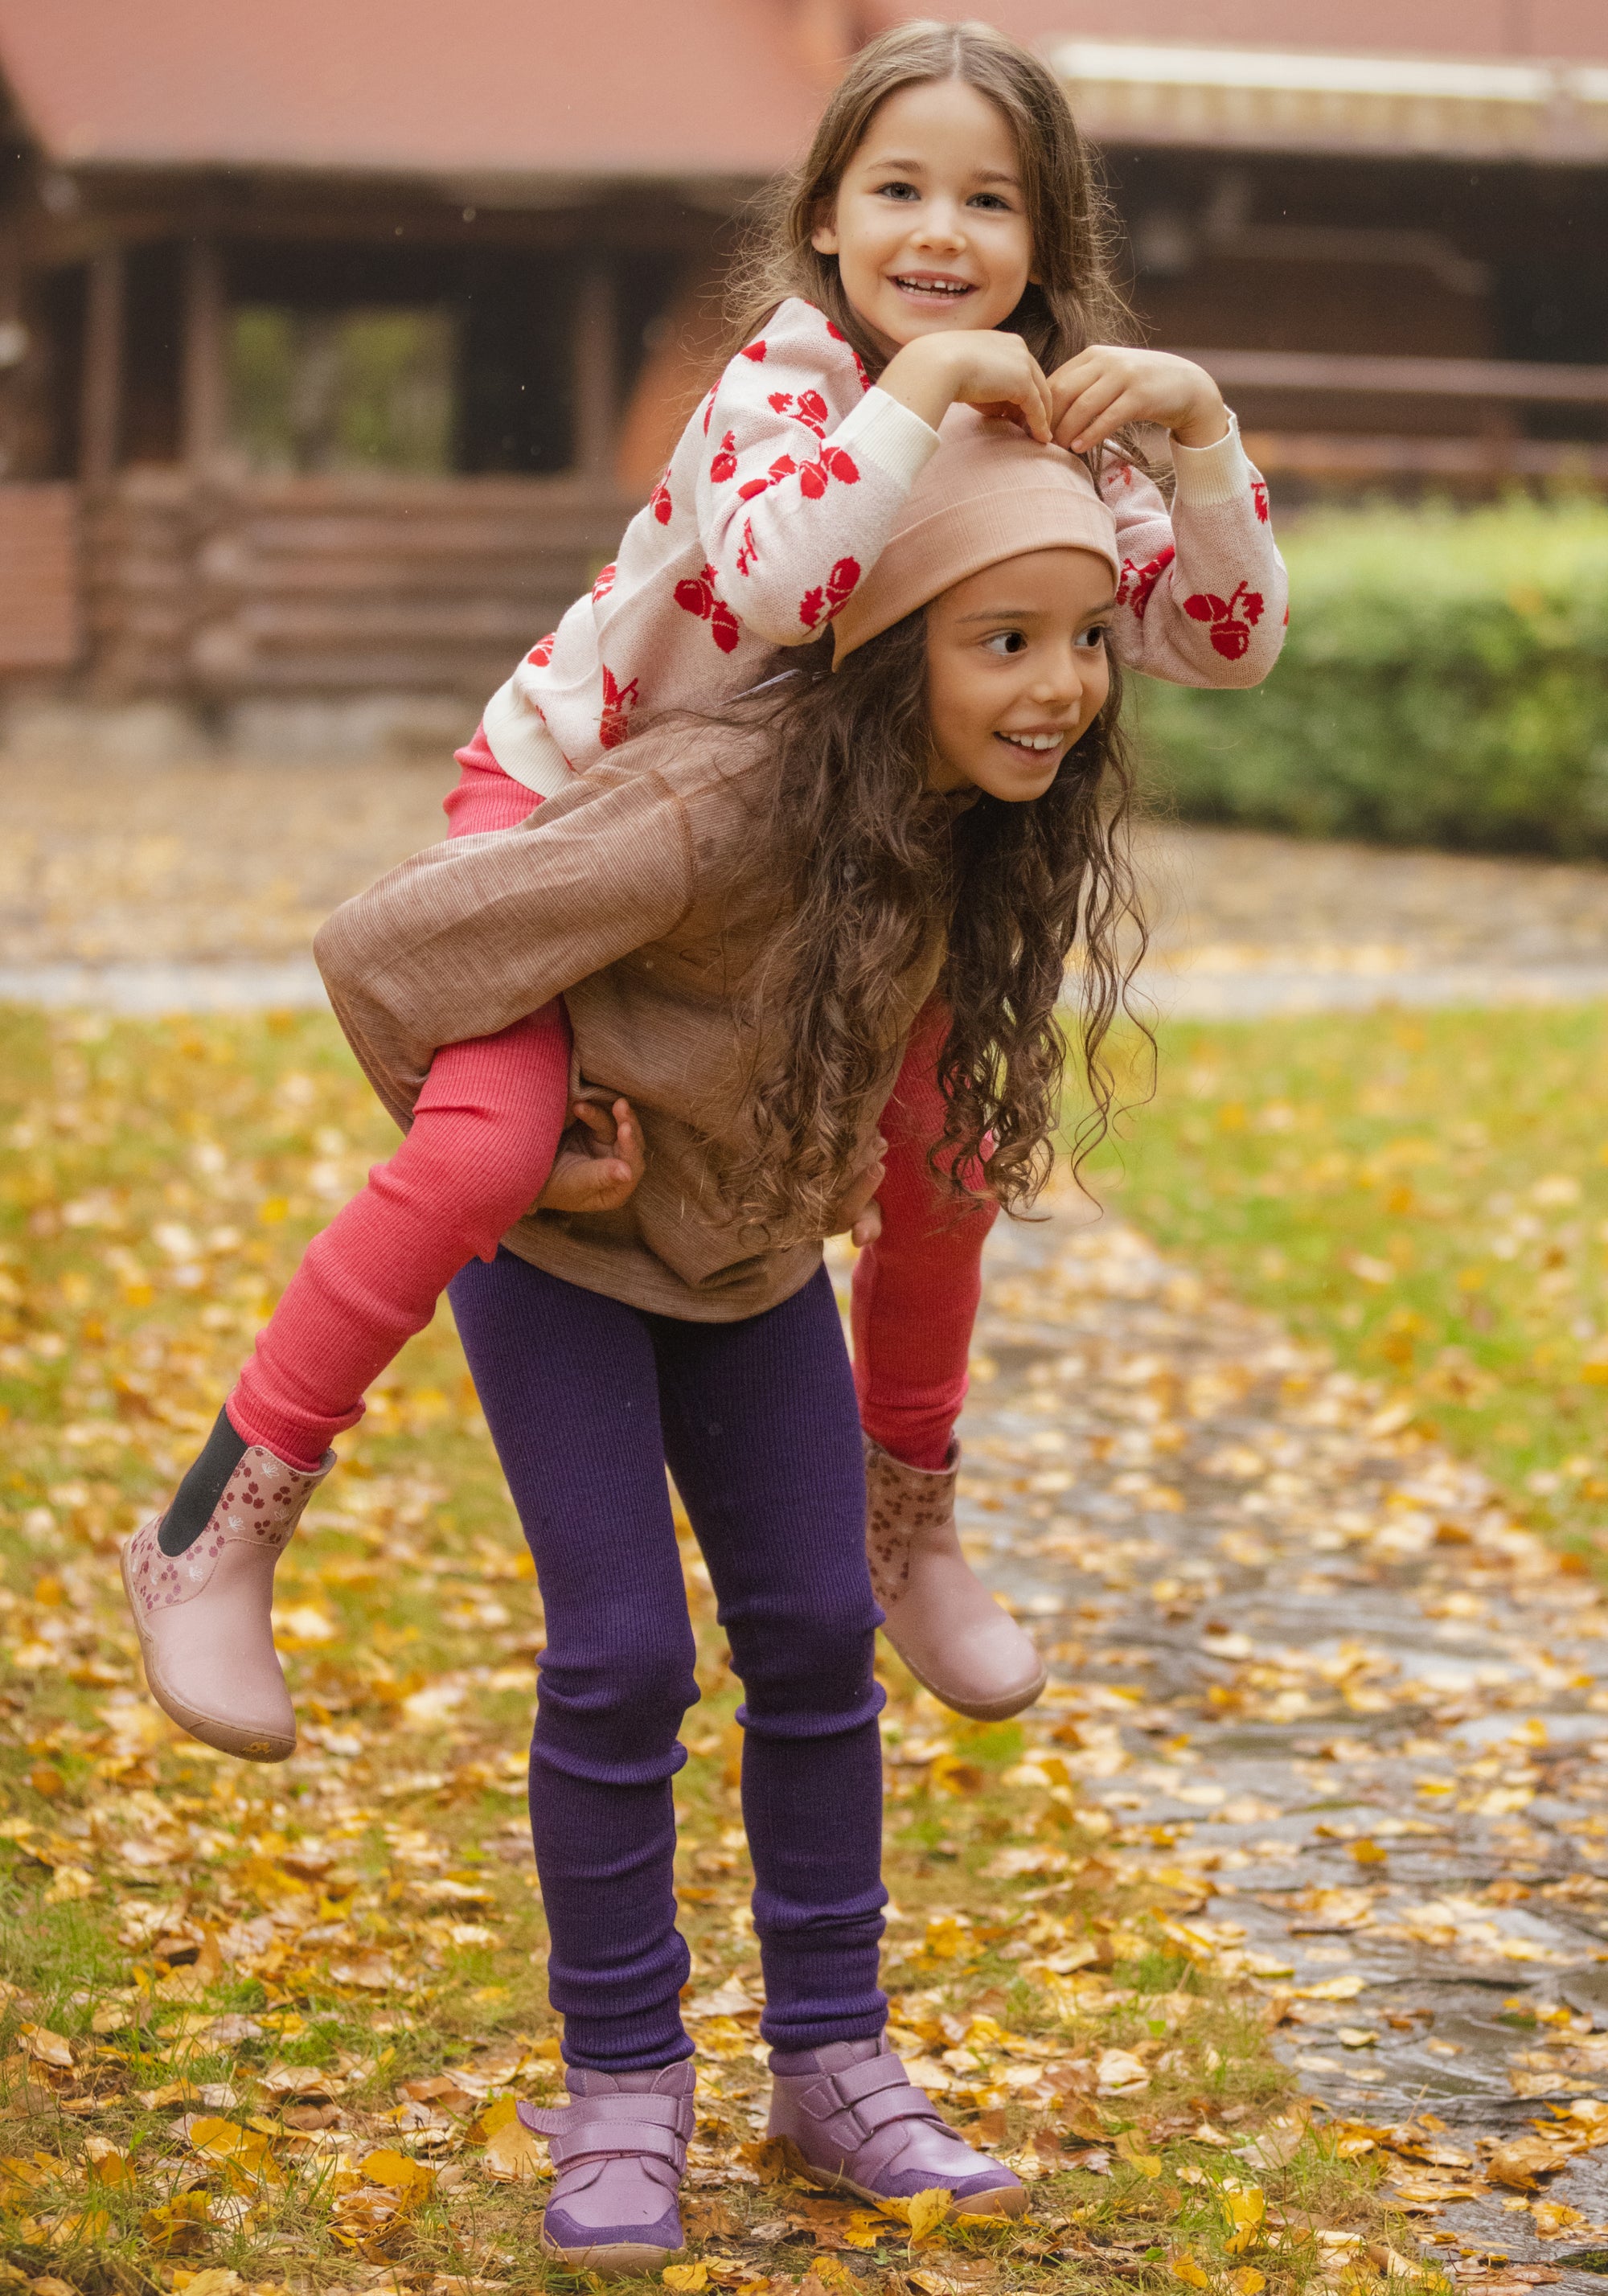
left=718, top=616, right=1146, bottom=1241
left=727, top=18, right=1135, bottom=383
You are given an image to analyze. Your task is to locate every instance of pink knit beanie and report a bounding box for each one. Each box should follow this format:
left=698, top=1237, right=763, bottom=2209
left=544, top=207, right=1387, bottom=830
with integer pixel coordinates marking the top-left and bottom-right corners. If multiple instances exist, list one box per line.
left=831, top=407, right=1121, bottom=666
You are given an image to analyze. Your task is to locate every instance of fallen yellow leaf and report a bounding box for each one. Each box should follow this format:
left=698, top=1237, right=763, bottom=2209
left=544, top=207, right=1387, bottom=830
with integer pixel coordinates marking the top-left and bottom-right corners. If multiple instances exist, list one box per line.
left=482, top=2118, right=545, bottom=2183
left=1222, top=2186, right=1266, bottom=2254
left=876, top=2187, right=951, bottom=2241
left=18, top=2025, right=72, bottom=2070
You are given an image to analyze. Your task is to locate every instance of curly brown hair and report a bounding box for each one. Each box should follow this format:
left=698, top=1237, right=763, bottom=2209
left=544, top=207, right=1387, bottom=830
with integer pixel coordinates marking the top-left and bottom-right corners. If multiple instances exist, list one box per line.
left=727, top=18, right=1136, bottom=383
left=719, top=613, right=1146, bottom=1241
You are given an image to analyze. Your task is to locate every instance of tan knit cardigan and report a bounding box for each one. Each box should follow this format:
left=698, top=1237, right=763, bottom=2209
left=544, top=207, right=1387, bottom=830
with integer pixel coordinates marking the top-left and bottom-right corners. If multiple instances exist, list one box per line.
left=314, top=720, right=944, bottom=1322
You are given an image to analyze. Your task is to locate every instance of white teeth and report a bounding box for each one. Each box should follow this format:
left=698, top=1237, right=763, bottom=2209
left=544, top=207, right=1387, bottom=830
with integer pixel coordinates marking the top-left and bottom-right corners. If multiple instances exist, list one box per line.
left=1001, top=732, right=1063, bottom=752
left=895, top=277, right=970, bottom=294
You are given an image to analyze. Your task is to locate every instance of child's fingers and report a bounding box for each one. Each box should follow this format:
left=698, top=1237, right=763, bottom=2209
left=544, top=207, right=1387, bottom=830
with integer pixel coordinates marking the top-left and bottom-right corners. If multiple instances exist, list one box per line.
left=608, top=1100, right=645, bottom=1175
left=1012, top=359, right=1054, bottom=444
left=1046, top=348, right=1115, bottom=424
left=850, top=1200, right=884, bottom=1248
left=567, top=1158, right=634, bottom=1210
left=1064, top=389, right=1150, bottom=451
left=1052, top=379, right=1126, bottom=451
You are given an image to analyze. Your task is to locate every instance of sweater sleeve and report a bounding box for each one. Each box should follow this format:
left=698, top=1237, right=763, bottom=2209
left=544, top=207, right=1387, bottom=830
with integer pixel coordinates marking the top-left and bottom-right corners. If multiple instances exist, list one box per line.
left=1101, top=415, right=1288, bottom=689
left=316, top=767, right=695, bottom=1134
left=443, top=721, right=544, bottom=837
left=695, top=310, right=941, bottom=646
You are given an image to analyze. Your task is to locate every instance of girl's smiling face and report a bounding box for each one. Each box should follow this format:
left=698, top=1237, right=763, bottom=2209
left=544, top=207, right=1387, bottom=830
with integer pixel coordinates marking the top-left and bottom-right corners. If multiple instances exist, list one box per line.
left=810, top=78, right=1036, bottom=359
left=923, top=547, right=1114, bottom=802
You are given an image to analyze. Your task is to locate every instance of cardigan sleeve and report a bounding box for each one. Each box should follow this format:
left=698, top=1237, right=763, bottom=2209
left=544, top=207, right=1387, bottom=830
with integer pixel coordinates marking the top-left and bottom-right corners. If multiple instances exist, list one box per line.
left=695, top=305, right=940, bottom=646
left=1101, top=416, right=1288, bottom=689
left=315, top=766, right=695, bottom=1133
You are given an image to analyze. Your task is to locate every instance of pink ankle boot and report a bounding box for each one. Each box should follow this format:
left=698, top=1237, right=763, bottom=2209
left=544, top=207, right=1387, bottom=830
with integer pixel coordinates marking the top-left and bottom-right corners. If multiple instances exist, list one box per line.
left=519, top=2061, right=695, bottom=2275
left=121, top=1442, right=331, bottom=1762
left=864, top=1437, right=1046, bottom=1720
left=769, top=2037, right=1025, bottom=2216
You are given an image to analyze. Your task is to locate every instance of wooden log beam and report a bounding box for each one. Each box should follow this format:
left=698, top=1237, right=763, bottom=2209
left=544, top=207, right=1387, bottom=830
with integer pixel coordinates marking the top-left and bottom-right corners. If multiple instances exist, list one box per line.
left=183, top=238, right=228, bottom=470
left=80, top=245, right=125, bottom=488
left=572, top=260, right=618, bottom=482
left=1177, top=348, right=1608, bottom=405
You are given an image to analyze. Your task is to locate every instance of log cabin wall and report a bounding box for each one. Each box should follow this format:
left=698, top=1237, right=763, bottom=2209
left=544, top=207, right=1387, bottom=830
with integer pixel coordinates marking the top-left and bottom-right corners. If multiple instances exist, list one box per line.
left=2, top=19, right=1607, bottom=710
left=0, top=175, right=731, bottom=709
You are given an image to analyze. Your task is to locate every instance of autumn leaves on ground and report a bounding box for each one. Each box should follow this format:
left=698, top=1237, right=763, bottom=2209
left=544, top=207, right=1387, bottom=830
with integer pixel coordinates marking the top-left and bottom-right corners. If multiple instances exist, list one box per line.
left=4, top=998, right=1596, bottom=2296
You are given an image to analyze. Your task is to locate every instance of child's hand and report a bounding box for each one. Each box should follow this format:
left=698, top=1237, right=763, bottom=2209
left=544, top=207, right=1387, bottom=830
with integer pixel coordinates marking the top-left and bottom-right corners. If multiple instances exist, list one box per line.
left=1047, top=346, right=1229, bottom=454
left=849, top=1199, right=883, bottom=1248
left=536, top=1097, right=645, bottom=1216
left=880, top=331, right=1054, bottom=444
left=829, top=1135, right=887, bottom=1248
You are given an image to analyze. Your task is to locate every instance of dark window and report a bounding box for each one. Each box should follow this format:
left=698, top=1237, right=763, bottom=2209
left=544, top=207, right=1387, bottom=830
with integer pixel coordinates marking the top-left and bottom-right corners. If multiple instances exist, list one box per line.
left=457, top=252, right=578, bottom=475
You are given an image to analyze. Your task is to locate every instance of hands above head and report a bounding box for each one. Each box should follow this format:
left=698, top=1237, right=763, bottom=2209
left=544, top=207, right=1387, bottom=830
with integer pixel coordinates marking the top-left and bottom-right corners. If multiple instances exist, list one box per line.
left=1047, top=346, right=1229, bottom=455
left=535, top=1097, right=646, bottom=1216
left=879, top=330, right=1054, bottom=444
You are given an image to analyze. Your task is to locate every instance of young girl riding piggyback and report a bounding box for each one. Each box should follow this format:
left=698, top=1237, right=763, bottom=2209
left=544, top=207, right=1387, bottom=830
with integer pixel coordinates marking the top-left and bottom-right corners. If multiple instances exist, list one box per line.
left=120, top=20, right=1286, bottom=1762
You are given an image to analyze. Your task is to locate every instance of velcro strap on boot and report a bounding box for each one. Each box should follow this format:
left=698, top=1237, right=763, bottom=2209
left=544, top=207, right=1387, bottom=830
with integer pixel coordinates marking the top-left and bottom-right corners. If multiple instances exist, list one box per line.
left=826, top=2055, right=922, bottom=2109
left=519, top=2090, right=693, bottom=2171
left=807, top=2056, right=947, bottom=2142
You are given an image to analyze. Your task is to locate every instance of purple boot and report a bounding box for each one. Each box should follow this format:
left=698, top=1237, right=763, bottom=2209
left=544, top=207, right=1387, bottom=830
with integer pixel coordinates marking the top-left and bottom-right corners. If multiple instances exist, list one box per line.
left=518, top=2060, right=695, bottom=2275
left=768, top=2037, right=1026, bottom=2218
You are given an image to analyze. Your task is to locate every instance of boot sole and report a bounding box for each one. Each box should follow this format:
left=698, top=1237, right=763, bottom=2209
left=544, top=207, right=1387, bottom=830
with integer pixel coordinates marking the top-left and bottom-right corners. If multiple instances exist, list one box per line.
left=774, top=2136, right=1028, bottom=2219
left=539, top=2229, right=682, bottom=2274
left=896, top=1647, right=1048, bottom=1724
left=120, top=1540, right=296, bottom=1764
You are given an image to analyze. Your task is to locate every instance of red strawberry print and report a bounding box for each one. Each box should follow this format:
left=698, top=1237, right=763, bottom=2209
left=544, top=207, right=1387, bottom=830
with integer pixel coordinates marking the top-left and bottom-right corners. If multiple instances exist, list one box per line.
left=736, top=519, right=760, bottom=578
left=592, top=561, right=617, bottom=603
left=674, top=563, right=740, bottom=654
left=599, top=664, right=640, bottom=749
left=741, top=338, right=767, bottom=363
left=527, top=633, right=556, bottom=667
left=767, top=389, right=828, bottom=437
left=650, top=475, right=672, bottom=524
left=1116, top=544, right=1174, bottom=623
left=798, top=556, right=860, bottom=630
left=798, top=445, right=859, bottom=500
left=1252, top=480, right=1270, bottom=524
left=710, top=428, right=739, bottom=484
left=1184, top=580, right=1265, bottom=660
left=740, top=453, right=796, bottom=502
left=701, top=386, right=718, bottom=437
left=825, top=318, right=869, bottom=391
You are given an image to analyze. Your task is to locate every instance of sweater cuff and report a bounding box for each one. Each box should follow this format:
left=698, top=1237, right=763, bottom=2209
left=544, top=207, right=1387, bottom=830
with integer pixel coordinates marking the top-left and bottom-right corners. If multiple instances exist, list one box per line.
left=835, top=386, right=941, bottom=490
left=483, top=678, right=575, bottom=798
left=1169, top=409, right=1251, bottom=509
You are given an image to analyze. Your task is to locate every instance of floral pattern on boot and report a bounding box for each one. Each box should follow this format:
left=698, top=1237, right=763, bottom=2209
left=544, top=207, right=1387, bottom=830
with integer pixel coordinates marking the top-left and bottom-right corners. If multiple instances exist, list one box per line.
left=121, top=1442, right=332, bottom=1763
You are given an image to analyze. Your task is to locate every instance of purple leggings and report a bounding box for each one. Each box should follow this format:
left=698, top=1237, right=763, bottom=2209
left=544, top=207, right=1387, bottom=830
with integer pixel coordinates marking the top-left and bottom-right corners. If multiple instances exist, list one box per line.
left=448, top=1249, right=888, bottom=2071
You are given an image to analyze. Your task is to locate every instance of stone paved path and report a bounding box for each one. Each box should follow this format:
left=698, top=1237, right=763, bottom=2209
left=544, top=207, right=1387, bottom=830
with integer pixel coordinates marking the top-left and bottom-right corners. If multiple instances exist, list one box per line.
left=948, top=1191, right=1608, bottom=2290
left=6, top=760, right=1608, bottom=1015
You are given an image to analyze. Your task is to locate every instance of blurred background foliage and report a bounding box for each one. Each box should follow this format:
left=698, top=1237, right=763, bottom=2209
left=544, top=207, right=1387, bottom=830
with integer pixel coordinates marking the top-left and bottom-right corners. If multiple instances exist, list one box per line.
left=1139, top=497, right=1608, bottom=856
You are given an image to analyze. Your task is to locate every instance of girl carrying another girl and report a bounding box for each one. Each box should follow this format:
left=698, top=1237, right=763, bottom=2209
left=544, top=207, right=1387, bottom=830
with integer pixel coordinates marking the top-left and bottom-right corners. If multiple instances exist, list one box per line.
left=120, top=19, right=1286, bottom=1762
left=316, top=409, right=1133, bottom=2275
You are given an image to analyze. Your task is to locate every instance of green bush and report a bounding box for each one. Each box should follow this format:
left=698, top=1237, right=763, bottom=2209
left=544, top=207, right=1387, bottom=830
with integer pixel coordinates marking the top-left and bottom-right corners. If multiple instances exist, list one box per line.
left=1138, top=497, right=1608, bottom=855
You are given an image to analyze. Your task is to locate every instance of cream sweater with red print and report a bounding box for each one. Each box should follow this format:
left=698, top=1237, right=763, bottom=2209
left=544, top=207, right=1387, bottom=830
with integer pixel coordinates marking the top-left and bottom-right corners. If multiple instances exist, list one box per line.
left=483, top=297, right=1286, bottom=797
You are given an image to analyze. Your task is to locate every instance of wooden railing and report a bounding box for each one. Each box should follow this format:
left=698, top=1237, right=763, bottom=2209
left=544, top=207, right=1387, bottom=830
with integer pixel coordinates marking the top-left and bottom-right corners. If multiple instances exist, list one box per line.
left=1178, top=349, right=1608, bottom=407
left=84, top=468, right=631, bottom=700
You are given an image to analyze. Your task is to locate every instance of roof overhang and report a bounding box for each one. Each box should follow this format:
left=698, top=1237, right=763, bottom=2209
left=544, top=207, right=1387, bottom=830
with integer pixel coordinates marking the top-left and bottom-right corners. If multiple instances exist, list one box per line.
left=1047, top=37, right=1608, bottom=164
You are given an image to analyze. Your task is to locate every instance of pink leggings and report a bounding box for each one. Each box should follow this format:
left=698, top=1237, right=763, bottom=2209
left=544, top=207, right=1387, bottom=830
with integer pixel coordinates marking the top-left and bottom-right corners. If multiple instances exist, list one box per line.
left=227, top=731, right=993, bottom=1474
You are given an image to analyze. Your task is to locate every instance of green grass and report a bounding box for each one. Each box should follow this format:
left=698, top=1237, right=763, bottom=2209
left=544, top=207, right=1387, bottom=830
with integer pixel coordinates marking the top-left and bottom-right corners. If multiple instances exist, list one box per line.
left=1089, top=1003, right=1608, bottom=1555
left=0, top=1004, right=1400, bottom=2294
